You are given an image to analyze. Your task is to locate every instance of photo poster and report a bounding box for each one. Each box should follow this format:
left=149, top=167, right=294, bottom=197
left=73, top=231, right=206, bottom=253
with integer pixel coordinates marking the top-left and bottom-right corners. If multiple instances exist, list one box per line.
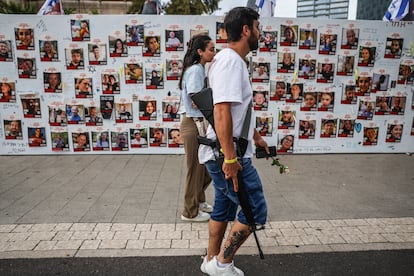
left=0, top=14, right=413, bottom=155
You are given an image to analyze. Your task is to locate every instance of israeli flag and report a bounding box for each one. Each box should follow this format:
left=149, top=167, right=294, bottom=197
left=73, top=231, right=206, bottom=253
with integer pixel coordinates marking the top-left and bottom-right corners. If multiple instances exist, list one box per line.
left=37, top=0, right=64, bottom=15
left=255, top=0, right=276, bottom=17
left=383, top=0, right=409, bottom=21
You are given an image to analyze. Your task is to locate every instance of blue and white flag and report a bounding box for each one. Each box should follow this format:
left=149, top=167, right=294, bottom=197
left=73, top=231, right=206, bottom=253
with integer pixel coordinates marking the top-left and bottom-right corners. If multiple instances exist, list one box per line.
left=37, top=0, right=64, bottom=15
left=383, top=0, right=409, bottom=21
left=255, top=0, right=276, bottom=17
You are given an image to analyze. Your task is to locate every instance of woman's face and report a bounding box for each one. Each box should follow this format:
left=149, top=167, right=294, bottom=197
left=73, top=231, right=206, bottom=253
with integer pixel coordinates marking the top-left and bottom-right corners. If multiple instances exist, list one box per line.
left=282, top=111, right=292, bottom=122
left=344, top=120, right=353, bottom=130
left=146, top=102, right=154, bottom=114
left=116, top=40, right=123, bottom=49
left=78, top=79, right=91, bottom=92
left=285, top=28, right=294, bottom=41
left=200, top=40, right=216, bottom=63
left=358, top=77, right=370, bottom=92
left=391, top=125, right=403, bottom=139
left=148, top=37, right=159, bottom=53
left=1, top=83, right=10, bottom=94
left=304, top=94, right=316, bottom=107
left=362, top=48, right=370, bottom=62
left=283, top=53, right=291, bottom=64
left=166, top=105, right=172, bottom=113
left=18, top=28, right=32, bottom=46
left=320, top=94, right=332, bottom=107
left=44, top=42, right=52, bottom=53
left=254, top=93, right=265, bottom=105
left=291, top=85, right=301, bottom=98
left=49, top=74, right=59, bottom=87
left=282, top=136, right=293, bottom=149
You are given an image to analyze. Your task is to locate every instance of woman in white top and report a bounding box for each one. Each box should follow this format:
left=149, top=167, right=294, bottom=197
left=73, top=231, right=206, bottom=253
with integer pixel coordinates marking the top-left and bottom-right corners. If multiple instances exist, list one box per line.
left=178, top=35, right=216, bottom=222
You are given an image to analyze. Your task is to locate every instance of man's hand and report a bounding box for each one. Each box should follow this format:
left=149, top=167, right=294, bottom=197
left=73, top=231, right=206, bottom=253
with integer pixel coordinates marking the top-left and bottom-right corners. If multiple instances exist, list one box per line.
left=222, top=161, right=242, bottom=192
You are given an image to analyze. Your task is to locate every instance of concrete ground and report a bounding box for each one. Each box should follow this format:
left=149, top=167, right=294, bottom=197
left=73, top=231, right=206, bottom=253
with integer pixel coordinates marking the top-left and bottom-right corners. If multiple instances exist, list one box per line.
left=0, top=153, right=413, bottom=259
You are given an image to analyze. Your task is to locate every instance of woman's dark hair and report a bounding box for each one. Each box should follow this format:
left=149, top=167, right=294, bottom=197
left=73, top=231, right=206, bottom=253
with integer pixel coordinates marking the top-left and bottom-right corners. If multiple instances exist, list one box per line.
left=224, top=7, right=259, bottom=43
left=178, top=34, right=212, bottom=90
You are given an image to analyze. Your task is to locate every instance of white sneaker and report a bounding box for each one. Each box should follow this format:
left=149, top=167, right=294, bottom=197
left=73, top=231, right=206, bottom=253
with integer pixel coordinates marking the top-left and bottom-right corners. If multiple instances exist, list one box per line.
left=202, top=256, right=244, bottom=276
left=181, top=211, right=210, bottom=222
left=200, top=255, right=209, bottom=273
left=199, top=202, right=213, bottom=213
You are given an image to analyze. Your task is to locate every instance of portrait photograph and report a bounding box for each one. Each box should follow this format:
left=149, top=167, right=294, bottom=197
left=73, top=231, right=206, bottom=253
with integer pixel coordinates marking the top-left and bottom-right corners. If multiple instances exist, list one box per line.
left=43, top=72, right=62, bottom=93
left=51, top=131, right=69, bottom=151
left=299, top=28, right=317, bottom=50
left=130, top=128, right=148, bottom=148
left=71, top=19, right=90, bottom=42
left=126, top=24, right=144, bottom=46
left=48, top=105, right=67, bottom=126
left=72, top=131, right=91, bottom=152
left=39, top=40, right=59, bottom=62
left=111, top=131, right=129, bottom=151
left=341, top=28, right=359, bottom=49
left=0, top=40, right=13, bottom=62
left=28, top=127, right=47, bottom=147
left=0, top=82, right=16, bottom=102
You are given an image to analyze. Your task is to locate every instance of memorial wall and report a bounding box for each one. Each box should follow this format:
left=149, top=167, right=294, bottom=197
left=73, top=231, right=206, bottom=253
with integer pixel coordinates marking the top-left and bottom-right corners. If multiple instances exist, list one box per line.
left=0, top=14, right=413, bottom=155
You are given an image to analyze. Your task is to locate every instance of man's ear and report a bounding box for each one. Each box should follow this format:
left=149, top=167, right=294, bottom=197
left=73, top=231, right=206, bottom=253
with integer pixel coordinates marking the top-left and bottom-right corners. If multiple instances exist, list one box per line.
left=242, top=25, right=251, bottom=38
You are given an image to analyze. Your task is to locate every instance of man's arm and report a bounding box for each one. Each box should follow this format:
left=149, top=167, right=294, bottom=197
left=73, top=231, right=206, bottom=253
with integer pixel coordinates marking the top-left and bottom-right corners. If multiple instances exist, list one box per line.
left=253, top=129, right=269, bottom=152
left=214, top=102, right=242, bottom=191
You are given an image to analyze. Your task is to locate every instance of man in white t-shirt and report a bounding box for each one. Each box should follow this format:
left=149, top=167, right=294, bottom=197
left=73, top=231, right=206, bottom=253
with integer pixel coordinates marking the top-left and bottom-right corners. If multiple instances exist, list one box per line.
left=199, top=7, right=269, bottom=276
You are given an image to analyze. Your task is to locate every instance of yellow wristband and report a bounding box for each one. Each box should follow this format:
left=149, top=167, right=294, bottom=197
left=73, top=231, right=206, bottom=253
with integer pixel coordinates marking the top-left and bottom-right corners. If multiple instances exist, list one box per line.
left=224, top=157, right=238, bottom=164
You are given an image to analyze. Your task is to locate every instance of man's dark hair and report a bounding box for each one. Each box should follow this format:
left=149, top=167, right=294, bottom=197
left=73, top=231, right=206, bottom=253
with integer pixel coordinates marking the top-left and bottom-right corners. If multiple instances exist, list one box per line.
left=224, top=7, right=259, bottom=43
left=71, top=48, right=82, bottom=54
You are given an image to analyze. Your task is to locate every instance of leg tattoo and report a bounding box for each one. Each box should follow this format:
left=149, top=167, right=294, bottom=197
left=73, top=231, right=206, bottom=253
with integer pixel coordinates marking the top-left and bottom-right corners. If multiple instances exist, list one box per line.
left=223, top=230, right=247, bottom=259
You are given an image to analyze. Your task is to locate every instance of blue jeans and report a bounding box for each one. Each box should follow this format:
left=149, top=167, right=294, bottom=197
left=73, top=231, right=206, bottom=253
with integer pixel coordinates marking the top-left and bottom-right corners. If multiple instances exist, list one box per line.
left=204, top=158, right=267, bottom=226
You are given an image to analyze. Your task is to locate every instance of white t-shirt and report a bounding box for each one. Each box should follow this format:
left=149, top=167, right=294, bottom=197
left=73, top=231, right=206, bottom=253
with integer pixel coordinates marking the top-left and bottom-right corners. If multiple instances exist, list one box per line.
left=198, top=48, right=255, bottom=164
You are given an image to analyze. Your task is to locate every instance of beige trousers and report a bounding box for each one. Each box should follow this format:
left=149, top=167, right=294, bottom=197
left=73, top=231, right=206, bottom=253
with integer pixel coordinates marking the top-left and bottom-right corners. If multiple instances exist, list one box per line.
left=180, top=114, right=212, bottom=218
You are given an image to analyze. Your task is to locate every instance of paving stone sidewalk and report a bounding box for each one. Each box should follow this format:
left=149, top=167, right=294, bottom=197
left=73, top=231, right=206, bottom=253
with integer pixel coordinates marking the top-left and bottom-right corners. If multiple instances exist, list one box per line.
left=0, top=217, right=413, bottom=259
left=0, top=154, right=413, bottom=259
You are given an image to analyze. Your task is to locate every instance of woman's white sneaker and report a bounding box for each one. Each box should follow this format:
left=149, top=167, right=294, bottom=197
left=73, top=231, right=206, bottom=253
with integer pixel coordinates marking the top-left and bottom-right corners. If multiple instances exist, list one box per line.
left=181, top=211, right=210, bottom=222
left=199, top=202, right=213, bottom=213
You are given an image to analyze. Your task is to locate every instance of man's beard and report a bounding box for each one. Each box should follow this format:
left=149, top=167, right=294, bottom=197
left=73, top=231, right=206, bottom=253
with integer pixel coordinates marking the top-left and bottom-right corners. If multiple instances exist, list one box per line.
left=248, top=33, right=259, bottom=51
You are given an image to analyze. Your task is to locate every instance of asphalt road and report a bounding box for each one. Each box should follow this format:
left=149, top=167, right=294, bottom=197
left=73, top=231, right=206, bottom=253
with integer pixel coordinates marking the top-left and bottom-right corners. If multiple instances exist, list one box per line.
left=1, top=250, right=413, bottom=276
